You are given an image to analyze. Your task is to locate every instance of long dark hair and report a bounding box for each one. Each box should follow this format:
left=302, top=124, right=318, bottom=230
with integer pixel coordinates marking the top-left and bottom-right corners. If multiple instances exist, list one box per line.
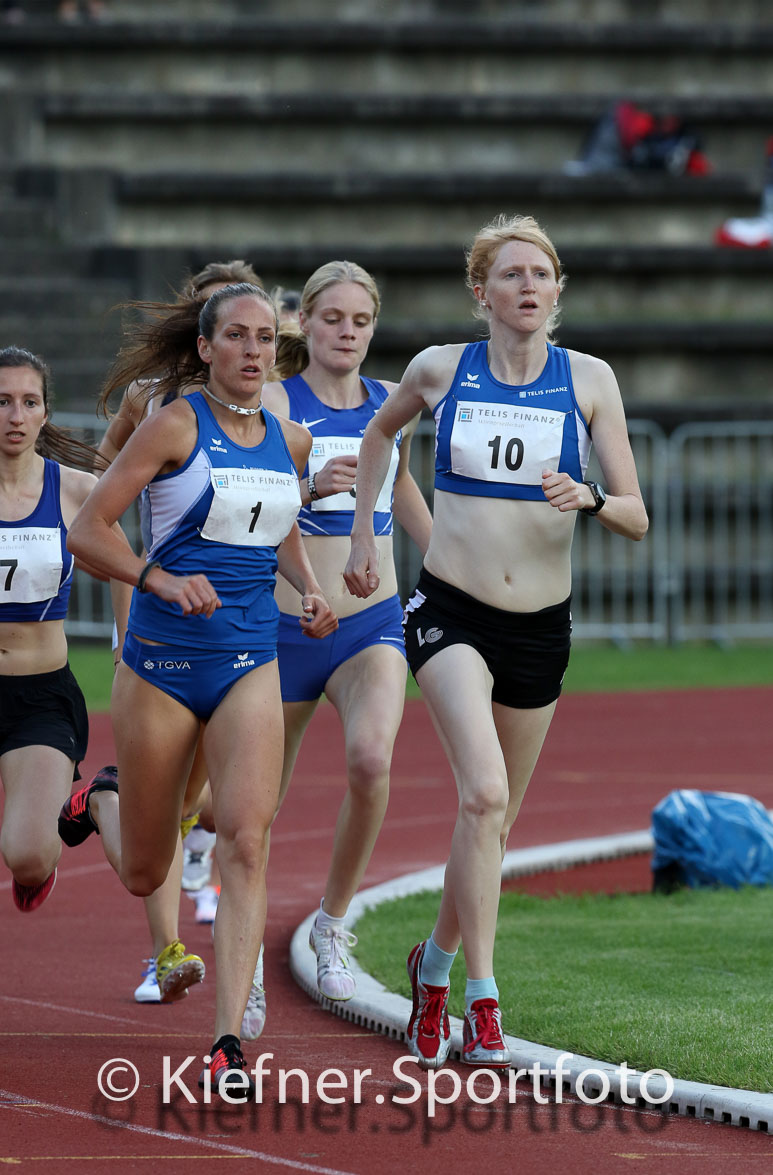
left=98, top=282, right=275, bottom=417
left=0, top=346, right=106, bottom=471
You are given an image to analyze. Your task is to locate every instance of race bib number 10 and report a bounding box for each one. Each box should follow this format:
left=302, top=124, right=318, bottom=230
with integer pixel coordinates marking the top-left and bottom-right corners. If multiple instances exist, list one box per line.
left=449, top=401, right=566, bottom=486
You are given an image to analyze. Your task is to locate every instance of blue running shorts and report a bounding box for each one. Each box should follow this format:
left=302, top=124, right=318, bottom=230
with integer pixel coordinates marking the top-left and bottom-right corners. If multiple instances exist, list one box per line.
left=278, top=594, right=406, bottom=703
left=122, top=632, right=277, bottom=721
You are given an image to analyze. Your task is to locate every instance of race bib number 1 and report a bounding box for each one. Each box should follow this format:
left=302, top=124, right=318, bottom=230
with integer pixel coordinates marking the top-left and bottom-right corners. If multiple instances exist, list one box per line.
left=200, top=468, right=301, bottom=547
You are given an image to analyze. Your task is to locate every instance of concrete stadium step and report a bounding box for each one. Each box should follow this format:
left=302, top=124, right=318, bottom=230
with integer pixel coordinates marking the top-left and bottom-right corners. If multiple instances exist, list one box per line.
left=3, top=20, right=773, bottom=95
left=1, top=243, right=769, bottom=330
left=0, top=276, right=128, bottom=317
left=100, top=169, right=759, bottom=248
left=13, top=0, right=773, bottom=19
left=19, top=91, right=773, bottom=174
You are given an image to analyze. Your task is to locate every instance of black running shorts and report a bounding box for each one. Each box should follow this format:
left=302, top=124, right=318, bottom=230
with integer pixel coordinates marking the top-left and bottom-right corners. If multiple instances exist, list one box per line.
left=402, top=568, right=571, bottom=709
left=0, top=664, right=89, bottom=778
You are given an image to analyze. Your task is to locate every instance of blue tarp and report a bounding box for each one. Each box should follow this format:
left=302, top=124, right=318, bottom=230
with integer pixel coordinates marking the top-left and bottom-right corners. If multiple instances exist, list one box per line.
left=651, top=789, right=773, bottom=889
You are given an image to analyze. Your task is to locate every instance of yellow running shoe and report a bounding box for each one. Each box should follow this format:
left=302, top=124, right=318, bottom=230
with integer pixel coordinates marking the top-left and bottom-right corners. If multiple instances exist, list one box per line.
left=156, top=939, right=205, bottom=1004
left=179, top=811, right=200, bottom=840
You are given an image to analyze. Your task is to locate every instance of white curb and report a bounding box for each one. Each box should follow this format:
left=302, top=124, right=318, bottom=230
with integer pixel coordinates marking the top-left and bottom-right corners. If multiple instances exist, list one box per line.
left=289, top=830, right=772, bottom=1134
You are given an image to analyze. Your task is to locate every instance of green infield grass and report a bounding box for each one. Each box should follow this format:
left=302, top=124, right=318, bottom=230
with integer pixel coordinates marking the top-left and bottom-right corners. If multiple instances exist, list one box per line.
left=69, top=638, right=773, bottom=712
left=353, top=885, right=773, bottom=1092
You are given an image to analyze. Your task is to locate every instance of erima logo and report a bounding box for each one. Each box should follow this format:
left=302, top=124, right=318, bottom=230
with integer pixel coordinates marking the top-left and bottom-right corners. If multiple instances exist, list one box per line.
left=460, top=372, right=480, bottom=389
left=233, top=653, right=256, bottom=669
left=210, top=437, right=228, bottom=453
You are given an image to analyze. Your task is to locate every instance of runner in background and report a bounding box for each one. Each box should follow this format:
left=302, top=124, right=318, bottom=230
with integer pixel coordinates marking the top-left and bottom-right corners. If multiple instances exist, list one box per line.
left=251, top=260, right=432, bottom=1039
left=0, top=346, right=125, bottom=913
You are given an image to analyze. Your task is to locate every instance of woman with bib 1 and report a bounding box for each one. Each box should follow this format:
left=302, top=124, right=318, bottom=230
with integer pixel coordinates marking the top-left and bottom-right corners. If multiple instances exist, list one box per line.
left=345, top=215, right=648, bottom=1071
left=64, top=283, right=337, bottom=1098
left=251, top=261, right=431, bottom=1033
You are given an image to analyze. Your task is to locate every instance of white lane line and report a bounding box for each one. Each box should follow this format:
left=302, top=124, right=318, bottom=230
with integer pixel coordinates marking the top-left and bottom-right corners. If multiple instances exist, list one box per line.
left=0, top=1087, right=360, bottom=1174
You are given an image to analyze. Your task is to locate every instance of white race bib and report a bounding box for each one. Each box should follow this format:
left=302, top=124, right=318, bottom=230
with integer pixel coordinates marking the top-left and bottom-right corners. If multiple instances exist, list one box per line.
left=199, top=468, right=301, bottom=547
left=449, top=401, right=566, bottom=486
left=0, top=527, right=63, bottom=603
left=308, top=435, right=399, bottom=513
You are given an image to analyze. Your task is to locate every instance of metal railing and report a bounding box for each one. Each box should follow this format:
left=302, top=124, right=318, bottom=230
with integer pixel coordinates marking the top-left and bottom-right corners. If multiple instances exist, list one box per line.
left=57, top=413, right=773, bottom=645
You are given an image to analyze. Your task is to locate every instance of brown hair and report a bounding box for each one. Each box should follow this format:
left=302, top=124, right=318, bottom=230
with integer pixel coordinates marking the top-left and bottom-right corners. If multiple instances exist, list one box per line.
left=98, top=282, right=275, bottom=417
left=0, top=346, right=106, bottom=471
left=466, top=214, right=565, bottom=341
left=184, top=258, right=262, bottom=299
left=272, top=260, right=381, bottom=381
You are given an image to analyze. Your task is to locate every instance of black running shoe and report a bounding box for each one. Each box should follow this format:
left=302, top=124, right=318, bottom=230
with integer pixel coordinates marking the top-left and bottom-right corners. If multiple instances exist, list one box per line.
left=58, top=765, right=118, bottom=847
left=199, top=1034, right=255, bottom=1101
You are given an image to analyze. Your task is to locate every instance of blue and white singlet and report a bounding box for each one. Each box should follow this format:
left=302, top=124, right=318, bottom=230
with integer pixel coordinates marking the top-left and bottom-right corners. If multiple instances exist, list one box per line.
left=0, top=459, right=74, bottom=622
left=281, top=373, right=401, bottom=537
left=129, top=391, right=301, bottom=649
left=434, top=341, right=591, bottom=502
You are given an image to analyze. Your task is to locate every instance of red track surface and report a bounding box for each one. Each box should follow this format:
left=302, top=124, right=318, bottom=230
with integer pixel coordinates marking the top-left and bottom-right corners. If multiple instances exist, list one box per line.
left=2, top=687, right=773, bottom=1173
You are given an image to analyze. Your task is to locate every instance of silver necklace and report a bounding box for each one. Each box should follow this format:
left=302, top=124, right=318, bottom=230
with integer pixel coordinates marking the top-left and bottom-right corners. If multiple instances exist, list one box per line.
left=201, top=384, right=263, bottom=416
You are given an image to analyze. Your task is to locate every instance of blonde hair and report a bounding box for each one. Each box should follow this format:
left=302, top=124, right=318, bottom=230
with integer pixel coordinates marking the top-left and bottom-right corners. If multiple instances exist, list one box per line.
left=272, top=260, right=381, bottom=381
left=466, top=214, right=565, bottom=341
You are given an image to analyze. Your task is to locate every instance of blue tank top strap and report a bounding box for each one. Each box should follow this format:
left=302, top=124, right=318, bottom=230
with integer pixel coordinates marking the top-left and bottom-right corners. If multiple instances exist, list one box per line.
left=281, top=373, right=398, bottom=538
left=433, top=341, right=591, bottom=502
left=0, top=457, right=74, bottom=622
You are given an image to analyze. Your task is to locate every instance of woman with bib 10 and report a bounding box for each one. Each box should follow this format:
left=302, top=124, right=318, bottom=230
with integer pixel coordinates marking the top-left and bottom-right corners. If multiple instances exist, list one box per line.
left=345, top=215, right=648, bottom=1071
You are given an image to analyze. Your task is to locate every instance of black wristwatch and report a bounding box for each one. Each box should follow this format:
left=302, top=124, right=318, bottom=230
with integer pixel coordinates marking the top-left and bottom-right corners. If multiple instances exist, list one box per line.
left=581, top=480, right=607, bottom=515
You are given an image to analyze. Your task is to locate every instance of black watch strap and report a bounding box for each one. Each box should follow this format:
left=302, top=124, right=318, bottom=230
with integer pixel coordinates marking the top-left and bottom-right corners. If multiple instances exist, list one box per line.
left=580, top=480, right=606, bottom=516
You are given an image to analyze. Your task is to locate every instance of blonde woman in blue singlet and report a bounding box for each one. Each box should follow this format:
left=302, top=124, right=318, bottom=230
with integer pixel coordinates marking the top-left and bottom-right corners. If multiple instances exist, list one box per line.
left=345, top=215, right=648, bottom=1072
left=247, top=261, right=432, bottom=1038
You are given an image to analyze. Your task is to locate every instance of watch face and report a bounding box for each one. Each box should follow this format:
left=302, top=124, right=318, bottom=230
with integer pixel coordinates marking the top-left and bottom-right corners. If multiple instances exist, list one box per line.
left=584, top=481, right=606, bottom=513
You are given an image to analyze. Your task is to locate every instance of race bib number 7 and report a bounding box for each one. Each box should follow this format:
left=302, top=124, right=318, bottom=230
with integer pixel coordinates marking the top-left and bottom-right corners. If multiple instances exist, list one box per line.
left=449, top=401, right=566, bottom=486
left=0, top=527, right=62, bottom=603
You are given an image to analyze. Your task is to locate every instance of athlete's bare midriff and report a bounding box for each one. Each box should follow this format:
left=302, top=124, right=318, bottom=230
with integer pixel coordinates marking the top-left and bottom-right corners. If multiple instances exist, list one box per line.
left=0, top=619, right=68, bottom=675
left=424, top=490, right=576, bottom=613
left=274, top=534, right=398, bottom=619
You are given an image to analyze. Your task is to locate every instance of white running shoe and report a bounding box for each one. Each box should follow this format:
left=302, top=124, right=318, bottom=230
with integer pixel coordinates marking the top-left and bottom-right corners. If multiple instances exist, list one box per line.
left=194, top=885, right=219, bottom=924
left=134, top=957, right=161, bottom=1003
left=182, top=827, right=216, bottom=892
left=241, top=944, right=267, bottom=1040
left=309, top=917, right=357, bottom=1000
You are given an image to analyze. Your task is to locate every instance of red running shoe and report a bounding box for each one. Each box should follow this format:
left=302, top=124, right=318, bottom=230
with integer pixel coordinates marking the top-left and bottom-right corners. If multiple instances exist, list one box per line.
left=199, top=1035, right=255, bottom=1101
left=12, top=868, right=57, bottom=912
left=462, top=998, right=511, bottom=1068
left=405, top=941, right=451, bottom=1070
left=58, top=765, right=118, bottom=847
